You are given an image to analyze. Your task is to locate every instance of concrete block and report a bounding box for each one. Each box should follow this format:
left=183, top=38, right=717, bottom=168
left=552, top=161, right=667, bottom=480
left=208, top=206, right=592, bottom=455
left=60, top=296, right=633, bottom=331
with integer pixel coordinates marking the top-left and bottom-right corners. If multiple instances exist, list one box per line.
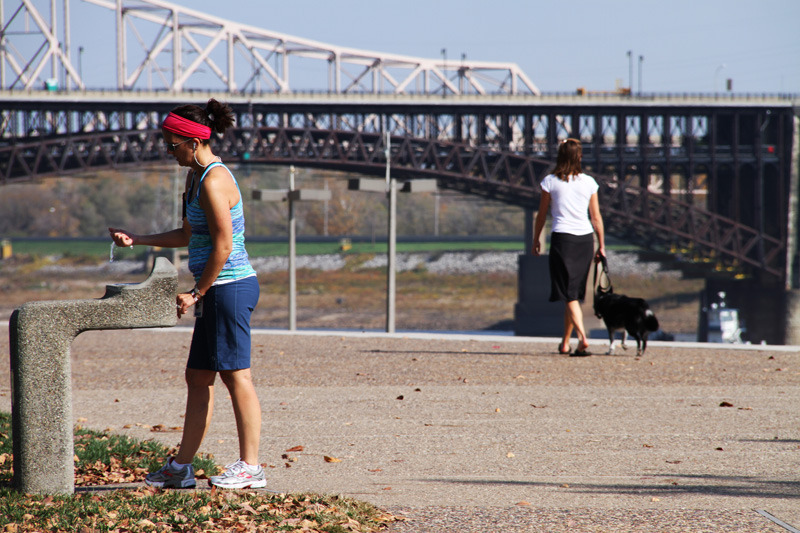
left=9, top=257, right=178, bottom=494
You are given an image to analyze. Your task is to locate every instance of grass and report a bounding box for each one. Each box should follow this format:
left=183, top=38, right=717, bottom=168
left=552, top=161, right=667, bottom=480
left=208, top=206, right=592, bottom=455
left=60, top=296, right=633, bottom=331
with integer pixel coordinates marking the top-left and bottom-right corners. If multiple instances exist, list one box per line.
left=5, top=237, right=526, bottom=260
left=0, top=413, right=399, bottom=532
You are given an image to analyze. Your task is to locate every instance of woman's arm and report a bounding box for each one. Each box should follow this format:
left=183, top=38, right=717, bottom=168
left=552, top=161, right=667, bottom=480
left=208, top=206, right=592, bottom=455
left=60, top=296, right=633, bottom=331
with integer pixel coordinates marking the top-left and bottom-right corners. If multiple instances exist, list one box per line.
left=532, top=191, right=550, bottom=256
left=588, top=192, right=605, bottom=259
left=109, top=170, right=193, bottom=249
left=108, top=222, right=191, bottom=249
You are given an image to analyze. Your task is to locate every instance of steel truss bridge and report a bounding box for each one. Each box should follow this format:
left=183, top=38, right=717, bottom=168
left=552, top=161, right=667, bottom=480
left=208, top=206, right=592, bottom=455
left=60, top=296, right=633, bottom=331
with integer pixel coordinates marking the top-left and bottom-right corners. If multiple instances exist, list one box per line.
left=1, top=0, right=798, bottom=283
left=1, top=93, right=797, bottom=283
left=0, top=0, right=537, bottom=95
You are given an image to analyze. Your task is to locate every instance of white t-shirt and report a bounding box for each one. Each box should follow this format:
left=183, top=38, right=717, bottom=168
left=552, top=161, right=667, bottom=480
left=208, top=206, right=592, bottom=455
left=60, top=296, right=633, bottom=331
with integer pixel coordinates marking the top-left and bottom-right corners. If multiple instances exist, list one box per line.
left=540, top=173, right=599, bottom=235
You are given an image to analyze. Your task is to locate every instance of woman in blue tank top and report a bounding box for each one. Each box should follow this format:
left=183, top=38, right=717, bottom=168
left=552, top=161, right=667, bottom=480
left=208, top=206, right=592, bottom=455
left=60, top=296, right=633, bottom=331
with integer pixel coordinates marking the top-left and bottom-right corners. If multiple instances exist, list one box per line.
left=108, top=99, right=265, bottom=490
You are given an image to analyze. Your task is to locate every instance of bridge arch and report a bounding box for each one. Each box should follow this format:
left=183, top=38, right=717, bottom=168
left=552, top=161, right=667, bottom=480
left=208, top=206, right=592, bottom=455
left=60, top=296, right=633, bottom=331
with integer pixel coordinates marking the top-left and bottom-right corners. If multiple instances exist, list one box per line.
left=0, top=123, right=785, bottom=279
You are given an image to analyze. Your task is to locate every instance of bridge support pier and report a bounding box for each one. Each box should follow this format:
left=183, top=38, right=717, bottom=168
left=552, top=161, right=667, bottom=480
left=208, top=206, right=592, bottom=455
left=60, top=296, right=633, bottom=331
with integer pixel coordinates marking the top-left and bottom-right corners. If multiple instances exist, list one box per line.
left=514, top=208, right=565, bottom=337
left=783, top=115, right=800, bottom=345
left=514, top=254, right=565, bottom=337
left=783, top=290, right=800, bottom=346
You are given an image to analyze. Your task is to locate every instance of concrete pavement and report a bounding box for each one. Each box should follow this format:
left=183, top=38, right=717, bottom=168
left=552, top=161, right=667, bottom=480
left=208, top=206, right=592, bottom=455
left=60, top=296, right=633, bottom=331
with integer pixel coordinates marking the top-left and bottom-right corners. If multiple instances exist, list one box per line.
left=1, top=325, right=798, bottom=531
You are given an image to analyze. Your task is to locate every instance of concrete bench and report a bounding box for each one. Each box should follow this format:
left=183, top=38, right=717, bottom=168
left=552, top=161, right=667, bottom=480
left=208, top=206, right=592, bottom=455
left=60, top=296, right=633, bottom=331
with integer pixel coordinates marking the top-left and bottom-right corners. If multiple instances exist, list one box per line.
left=8, top=257, right=178, bottom=494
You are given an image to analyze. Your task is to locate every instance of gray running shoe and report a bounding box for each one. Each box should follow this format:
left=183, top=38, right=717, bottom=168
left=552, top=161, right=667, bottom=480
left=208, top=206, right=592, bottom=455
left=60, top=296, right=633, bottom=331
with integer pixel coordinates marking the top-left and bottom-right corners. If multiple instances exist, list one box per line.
left=144, top=458, right=196, bottom=489
left=209, top=459, right=267, bottom=489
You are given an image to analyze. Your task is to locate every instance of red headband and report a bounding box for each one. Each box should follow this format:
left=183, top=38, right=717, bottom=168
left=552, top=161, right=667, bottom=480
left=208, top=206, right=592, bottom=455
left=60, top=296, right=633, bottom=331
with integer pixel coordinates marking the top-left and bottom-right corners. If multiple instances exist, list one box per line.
left=162, top=112, right=212, bottom=139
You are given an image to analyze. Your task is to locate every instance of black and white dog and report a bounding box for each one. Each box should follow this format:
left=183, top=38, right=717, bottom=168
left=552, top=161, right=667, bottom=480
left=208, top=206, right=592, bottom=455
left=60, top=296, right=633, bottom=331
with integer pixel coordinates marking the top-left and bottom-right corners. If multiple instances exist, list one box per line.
left=593, top=258, right=659, bottom=356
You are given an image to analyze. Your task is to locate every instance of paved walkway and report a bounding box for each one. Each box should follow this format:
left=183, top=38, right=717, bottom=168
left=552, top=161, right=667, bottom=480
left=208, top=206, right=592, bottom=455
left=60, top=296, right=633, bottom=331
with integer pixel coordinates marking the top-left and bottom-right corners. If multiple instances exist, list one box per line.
left=1, top=325, right=798, bottom=532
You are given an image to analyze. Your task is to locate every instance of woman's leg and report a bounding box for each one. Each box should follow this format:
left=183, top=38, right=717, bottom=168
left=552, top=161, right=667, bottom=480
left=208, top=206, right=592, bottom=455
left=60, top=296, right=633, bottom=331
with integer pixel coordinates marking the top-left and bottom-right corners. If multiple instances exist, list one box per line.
left=560, top=306, right=574, bottom=352
left=175, top=368, right=217, bottom=464
left=566, top=299, right=589, bottom=350
left=220, top=368, right=261, bottom=466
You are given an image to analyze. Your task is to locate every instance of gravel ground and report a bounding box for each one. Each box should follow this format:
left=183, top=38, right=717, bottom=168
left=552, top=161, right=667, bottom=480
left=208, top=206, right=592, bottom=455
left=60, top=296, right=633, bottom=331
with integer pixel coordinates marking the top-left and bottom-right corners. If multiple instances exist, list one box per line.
left=36, top=250, right=684, bottom=278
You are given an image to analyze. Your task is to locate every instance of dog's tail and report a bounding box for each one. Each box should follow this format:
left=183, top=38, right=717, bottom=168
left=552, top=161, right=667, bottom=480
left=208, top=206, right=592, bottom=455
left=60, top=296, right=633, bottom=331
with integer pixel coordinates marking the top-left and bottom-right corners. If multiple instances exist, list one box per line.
left=644, top=309, right=659, bottom=332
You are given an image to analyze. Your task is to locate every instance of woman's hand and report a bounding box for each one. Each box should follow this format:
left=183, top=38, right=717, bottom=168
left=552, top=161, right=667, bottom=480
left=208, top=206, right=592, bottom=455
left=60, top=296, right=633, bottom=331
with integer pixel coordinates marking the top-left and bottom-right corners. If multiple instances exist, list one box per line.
left=594, top=246, right=606, bottom=262
left=532, top=239, right=542, bottom=256
left=176, top=292, right=197, bottom=318
left=108, top=227, right=136, bottom=247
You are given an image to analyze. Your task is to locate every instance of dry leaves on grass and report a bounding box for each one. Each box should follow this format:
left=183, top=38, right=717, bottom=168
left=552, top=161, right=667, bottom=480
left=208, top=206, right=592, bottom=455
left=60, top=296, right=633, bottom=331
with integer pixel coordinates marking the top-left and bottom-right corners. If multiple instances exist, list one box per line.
left=2, top=489, right=402, bottom=533
left=74, top=456, right=150, bottom=485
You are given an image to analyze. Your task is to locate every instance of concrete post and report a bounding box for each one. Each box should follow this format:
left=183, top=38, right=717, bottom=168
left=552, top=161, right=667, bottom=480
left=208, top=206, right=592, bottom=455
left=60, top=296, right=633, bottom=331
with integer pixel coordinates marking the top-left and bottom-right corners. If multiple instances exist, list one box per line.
left=9, top=257, right=178, bottom=494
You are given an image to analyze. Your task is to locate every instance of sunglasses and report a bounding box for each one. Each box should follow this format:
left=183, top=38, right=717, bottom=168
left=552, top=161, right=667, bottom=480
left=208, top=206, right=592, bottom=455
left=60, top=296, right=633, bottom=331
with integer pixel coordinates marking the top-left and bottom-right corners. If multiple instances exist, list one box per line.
left=165, top=138, right=192, bottom=151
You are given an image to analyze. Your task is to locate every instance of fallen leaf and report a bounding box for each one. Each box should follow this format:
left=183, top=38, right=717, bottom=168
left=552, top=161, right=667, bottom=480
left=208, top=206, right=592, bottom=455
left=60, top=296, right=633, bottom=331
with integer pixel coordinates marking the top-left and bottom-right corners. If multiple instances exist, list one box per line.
left=150, top=424, right=182, bottom=432
left=324, top=456, right=341, bottom=463
left=516, top=501, right=531, bottom=506
left=719, top=401, right=734, bottom=407
left=506, top=452, right=515, bottom=458
left=651, top=497, right=661, bottom=502
left=285, top=445, right=304, bottom=452
left=396, top=395, right=404, bottom=400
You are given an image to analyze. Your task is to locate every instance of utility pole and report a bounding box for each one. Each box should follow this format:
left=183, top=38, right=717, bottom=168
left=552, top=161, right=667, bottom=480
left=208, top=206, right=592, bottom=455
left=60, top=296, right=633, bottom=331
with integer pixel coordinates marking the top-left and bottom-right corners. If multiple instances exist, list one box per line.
left=252, top=166, right=331, bottom=331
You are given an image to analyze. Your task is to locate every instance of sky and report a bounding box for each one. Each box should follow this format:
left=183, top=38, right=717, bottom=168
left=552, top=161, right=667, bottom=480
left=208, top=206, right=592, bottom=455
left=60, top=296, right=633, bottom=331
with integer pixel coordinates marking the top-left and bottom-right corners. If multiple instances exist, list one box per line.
left=36, top=0, right=800, bottom=94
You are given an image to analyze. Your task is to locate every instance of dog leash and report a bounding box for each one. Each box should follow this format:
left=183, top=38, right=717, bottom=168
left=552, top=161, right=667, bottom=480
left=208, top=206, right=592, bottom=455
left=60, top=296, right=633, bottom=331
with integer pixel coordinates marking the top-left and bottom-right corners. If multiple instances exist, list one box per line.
left=594, top=255, right=611, bottom=295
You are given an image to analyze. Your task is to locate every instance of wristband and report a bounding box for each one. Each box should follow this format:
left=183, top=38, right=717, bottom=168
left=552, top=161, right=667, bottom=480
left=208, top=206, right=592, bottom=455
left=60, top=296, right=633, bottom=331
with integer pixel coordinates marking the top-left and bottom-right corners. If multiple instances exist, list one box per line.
left=190, top=286, right=203, bottom=302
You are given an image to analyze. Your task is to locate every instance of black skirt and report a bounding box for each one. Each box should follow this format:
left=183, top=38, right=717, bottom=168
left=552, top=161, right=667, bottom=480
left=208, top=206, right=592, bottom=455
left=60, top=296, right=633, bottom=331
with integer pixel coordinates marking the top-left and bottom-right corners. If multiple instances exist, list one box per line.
left=549, top=232, right=594, bottom=302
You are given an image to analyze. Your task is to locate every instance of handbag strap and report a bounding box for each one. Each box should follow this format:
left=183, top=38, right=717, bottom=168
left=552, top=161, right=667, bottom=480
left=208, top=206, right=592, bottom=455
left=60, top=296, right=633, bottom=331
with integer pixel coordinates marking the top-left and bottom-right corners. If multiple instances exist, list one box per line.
left=594, top=255, right=611, bottom=293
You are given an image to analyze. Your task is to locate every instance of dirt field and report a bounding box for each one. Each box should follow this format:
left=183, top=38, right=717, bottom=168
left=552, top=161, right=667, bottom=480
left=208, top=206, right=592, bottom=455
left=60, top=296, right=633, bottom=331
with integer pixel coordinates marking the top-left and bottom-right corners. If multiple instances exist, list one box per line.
left=0, top=254, right=703, bottom=338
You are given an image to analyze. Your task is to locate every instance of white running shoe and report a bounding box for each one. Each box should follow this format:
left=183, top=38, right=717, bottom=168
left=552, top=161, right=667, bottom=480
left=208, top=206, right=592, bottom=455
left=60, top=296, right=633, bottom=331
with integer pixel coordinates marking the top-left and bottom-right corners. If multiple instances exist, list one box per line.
left=209, top=459, right=267, bottom=489
left=144, top=457, right=196, bottom=489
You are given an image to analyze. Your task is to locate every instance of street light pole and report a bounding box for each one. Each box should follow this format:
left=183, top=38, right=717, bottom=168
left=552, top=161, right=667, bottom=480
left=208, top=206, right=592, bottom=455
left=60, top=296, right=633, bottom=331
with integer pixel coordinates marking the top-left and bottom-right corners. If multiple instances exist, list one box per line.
left=460, top=52, right=466, bottom=94
left=78, top=46, right=84, bottom=86
left=638, top=55, right=644, bottom=95
left=252, top=169, right=331, bottom=331
left=288, top=165, right=297, bottom=331
left=441, top=48, right=447, bottom=98
left=385, top=130, right=396, bottom=333
left=627, top=50, right=632, bottom=93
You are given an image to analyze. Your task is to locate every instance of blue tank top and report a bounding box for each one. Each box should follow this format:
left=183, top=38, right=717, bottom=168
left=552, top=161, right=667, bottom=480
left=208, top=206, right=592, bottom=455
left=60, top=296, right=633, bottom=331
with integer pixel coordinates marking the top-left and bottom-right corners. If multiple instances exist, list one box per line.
left=185, top=162, right=256, bottom=282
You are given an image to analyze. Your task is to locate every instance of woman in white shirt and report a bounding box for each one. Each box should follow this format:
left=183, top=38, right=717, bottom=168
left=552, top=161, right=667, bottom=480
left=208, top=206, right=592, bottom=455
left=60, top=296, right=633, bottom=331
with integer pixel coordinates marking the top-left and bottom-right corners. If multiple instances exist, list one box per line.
left=533, top=138, right=605, bottom=356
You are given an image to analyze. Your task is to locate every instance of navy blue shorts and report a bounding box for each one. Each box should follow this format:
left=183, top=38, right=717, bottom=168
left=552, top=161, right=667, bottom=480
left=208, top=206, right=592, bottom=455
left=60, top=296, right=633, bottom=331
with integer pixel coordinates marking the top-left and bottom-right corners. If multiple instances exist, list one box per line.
left=187, top=276, right=259, bottom=371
